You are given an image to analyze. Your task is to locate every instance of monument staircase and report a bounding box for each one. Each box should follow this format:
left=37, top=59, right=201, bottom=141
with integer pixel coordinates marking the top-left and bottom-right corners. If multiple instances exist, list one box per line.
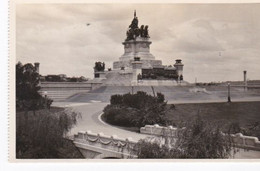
left=39, top=82, right=94, bottom=101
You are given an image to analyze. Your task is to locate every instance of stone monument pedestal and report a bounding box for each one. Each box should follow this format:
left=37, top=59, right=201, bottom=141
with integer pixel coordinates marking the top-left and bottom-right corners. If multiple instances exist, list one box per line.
left=120, top=37, right=155, bottom=61
left=113, top=37, right=162, bottom=69
left=94, top=71, right=106, bottom=79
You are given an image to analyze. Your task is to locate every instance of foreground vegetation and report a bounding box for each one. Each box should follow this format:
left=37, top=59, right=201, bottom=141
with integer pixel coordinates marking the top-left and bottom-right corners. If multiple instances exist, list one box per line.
left=16, top=62, right=83, bottom=158
left=132, top=115, right=235, bottom=159
left=16, top=108, right=83, bottom=158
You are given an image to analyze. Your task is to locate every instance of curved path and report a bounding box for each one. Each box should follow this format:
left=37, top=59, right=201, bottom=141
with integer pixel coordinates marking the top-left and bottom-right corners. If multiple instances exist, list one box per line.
left=52, top=102, right=148, bottom=141
left=52, top=101, right=260, bottom=159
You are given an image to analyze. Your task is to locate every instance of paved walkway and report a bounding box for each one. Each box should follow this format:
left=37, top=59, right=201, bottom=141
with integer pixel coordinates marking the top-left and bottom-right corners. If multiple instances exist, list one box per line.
left=53, top=102, right=148, bottom=141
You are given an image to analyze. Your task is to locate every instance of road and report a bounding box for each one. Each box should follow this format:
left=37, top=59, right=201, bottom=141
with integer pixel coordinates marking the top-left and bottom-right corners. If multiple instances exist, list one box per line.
left=52, top=101, right=148, bottom=141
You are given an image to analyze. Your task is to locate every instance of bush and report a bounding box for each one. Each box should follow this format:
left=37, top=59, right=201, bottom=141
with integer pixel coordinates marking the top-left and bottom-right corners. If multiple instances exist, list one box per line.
left=103, top=91, right=167, bottom=127
left=103, top=105, right=141, bottom=127
left=174, top=115, right=234, bottom=158
left=110, top=94, right=123, bottom=105
left=132, top=140, right=171, bottom=158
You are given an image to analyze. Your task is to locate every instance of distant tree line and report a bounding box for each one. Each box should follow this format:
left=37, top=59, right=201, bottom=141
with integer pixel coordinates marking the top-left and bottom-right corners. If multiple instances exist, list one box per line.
left=42, top=75, right=88, bottom=82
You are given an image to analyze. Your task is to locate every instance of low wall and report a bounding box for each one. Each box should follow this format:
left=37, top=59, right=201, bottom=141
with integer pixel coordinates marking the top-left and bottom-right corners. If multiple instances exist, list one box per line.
left=140, top=124, right=260, bottom=151
left=140, top=124, right=178, bottom=137
left=230, top=133, right=260, bottom=151
left=73, top=131, right=137, bottom=159
left=39, top=81, right=102, bottom=101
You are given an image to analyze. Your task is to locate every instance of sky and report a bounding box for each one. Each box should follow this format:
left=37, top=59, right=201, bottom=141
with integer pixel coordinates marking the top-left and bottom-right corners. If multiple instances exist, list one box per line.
left=16, top=4, right=260, bottom=83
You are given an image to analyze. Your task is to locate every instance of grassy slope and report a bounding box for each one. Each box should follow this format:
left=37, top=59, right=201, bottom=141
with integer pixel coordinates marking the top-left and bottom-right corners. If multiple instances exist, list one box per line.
left=166, top=101, right=260, bottom=128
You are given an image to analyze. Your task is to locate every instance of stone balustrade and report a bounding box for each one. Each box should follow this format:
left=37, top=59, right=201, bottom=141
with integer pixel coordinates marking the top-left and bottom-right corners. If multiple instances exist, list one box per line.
left=73, top=131, right=138, bottom=159
left=140, top=124, right=178, bottom=137
left=140, top=124, right=260, bottom=151
left=230, top=133, right=260, bottom=151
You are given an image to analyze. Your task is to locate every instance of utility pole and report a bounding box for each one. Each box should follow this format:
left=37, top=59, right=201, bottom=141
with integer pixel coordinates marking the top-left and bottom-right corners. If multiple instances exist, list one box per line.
left=243, top=70, right=247, bottom=91
left=227, top=83, right=231, bottom=102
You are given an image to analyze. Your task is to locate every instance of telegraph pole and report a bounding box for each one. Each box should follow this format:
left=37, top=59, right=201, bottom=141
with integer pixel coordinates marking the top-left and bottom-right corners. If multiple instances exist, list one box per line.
left=227, top=83, right=231, bottom=102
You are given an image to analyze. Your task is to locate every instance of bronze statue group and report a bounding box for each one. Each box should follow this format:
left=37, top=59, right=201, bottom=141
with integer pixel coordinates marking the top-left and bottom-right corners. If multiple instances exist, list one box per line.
left=126, top=11, right=149, bottom=41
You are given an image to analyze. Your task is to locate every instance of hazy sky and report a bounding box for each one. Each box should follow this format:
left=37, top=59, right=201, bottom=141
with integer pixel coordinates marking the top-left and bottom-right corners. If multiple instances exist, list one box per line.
left=16, top=4, right=260, bottom=82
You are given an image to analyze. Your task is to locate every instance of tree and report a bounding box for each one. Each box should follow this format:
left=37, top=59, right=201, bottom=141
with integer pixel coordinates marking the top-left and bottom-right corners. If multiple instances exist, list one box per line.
left=133, top=115, right=235, bottom=159
left=16, top=62, right=53, bottom=112
left=16, top=62, right=41, bottom=101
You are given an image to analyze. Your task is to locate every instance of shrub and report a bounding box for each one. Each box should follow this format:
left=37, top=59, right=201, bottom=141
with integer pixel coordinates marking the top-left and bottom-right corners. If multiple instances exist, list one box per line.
left=110, top=94, right=123, bottom=105
left=103, top=91, right=168, bottom=127
left=156, top=92, right=165, bottom=103
left=132, top=140, right=171, bottom=158
left=174, top=115, right=234, bottom=158
left=103, top=105, right=141, bottom=127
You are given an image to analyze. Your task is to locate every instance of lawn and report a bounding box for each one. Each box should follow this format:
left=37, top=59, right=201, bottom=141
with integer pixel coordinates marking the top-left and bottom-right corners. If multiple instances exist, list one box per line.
left=166, top=101, right=260, bottom=128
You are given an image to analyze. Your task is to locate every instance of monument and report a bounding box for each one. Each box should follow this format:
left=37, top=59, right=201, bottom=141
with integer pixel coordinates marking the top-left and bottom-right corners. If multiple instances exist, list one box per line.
left=113, top=10, right=162, bottom=69
left=94, top=11, right=185, bottom=86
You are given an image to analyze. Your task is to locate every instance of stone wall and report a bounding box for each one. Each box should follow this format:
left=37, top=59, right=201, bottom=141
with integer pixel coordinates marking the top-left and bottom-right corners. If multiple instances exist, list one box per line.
left=73, top=131, right=137, bottom=159
left=140, top=124, right=260, bottom=151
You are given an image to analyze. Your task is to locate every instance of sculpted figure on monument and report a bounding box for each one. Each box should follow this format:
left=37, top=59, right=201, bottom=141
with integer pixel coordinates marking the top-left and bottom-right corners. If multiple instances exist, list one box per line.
left=126, top=28, right=134, bottom=41
left=140, top=25, right=144, bottom=37
left=126, top=16, right=139, bottom=40
left=129, top=16, right=138, bottom=30
left=94, top=62, right=105, bottom=72
left=134, top=28, right=140, bottom=37
left=143, top=25, right=150, bottom=38
left=125, top=11, right=150, bottom=40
